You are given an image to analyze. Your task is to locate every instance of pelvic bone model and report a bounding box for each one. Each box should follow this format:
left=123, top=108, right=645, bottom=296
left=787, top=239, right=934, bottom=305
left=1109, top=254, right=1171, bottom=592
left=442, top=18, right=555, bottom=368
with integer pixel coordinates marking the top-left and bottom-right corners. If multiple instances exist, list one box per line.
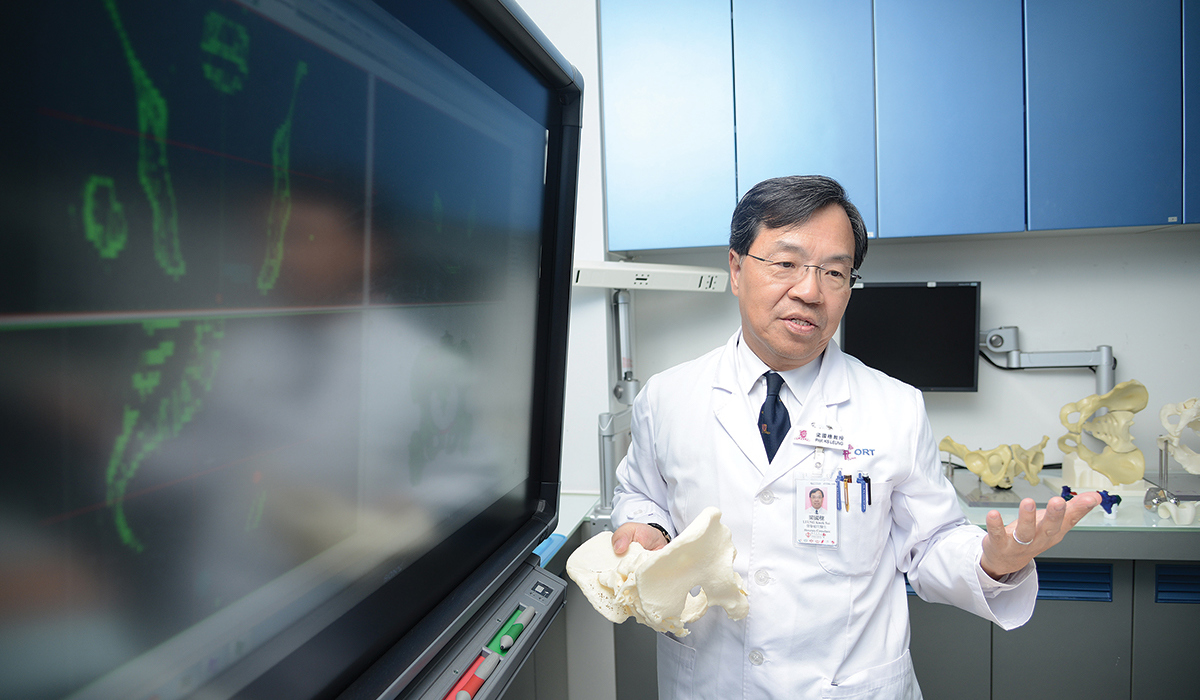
left=939, top=435, right=1049, bottom=489
left=1058, top=379, right=1148, bottom=485
left=1160, top=398, right=1200, bottom=474
left=565, top=507, right=748, bottom=637
left=1157, top=500, right=1197, bottom=526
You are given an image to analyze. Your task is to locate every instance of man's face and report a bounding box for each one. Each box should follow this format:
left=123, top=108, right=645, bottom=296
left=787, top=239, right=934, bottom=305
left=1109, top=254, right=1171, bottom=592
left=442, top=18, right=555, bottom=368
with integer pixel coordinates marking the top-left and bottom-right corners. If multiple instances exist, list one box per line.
left=728, top=204, right=856, bottom=371
left=810, top=490, right=824, bottom=509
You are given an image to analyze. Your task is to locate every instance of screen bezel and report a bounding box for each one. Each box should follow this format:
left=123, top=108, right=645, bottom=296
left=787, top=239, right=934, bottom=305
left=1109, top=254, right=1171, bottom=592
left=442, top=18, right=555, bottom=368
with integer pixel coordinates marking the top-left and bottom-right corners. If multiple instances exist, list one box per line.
left=231, top=1, right=583, bottom=697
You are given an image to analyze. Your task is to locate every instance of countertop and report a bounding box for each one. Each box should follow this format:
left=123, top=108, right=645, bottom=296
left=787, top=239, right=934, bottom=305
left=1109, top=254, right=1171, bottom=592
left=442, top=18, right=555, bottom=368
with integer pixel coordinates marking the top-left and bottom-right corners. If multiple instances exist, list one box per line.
left=552, top=482, right=1199, bottom=562
left=953, top=468, right=1200, bottom=560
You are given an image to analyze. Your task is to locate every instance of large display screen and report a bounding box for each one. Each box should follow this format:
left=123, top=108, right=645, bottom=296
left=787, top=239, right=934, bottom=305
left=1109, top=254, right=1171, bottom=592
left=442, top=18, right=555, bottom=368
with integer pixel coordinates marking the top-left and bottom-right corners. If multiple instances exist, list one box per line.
left=0, top=1, right=577, bottom=698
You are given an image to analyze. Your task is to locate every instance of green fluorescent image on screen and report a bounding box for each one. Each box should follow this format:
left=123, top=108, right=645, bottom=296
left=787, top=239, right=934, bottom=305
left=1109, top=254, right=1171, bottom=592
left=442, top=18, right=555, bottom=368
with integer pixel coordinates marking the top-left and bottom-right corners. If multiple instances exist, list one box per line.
left=0, top=1, right=581, bottom=697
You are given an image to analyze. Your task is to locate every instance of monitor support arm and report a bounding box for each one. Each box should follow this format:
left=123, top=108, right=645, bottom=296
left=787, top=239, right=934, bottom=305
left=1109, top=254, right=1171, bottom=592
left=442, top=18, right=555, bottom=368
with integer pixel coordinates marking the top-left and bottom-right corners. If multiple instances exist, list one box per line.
left=979, top=326, right=1115, bottom=395
left=612, top=290, right=640, bottom=405
left=595, top=290, right=637, bottom=518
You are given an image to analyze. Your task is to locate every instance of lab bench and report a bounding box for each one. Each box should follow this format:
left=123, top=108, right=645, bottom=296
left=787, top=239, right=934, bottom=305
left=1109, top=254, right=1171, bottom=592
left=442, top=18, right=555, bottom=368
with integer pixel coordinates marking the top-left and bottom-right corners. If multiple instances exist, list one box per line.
left=911, top=472, right=1200, bottom=700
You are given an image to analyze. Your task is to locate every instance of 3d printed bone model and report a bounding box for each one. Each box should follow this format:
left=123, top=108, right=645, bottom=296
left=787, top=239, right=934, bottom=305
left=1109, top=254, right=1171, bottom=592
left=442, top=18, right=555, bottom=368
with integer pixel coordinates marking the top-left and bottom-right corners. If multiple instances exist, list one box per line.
left=1058, top=379, right=1148, bottom=486
left=565, top=508, right=748, bottom=637
left=938, top=435, right=1049, bottom=489
left=1160, top=398, right=1200, bottom=475
left=1154, top=500, right=1197, bottom=525
left=1149, top=397, right=1200, bottom=525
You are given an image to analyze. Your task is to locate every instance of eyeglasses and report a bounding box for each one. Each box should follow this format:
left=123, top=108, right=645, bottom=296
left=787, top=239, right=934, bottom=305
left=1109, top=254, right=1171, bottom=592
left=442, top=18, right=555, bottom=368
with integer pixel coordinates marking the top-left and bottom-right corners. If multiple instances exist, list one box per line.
left=744, top=253, right=861, bottom=291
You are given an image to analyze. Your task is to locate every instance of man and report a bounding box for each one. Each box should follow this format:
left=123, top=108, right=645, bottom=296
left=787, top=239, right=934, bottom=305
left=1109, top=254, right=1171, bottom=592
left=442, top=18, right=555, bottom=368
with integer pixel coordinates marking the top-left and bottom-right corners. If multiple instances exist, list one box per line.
left=808, top=487, right=825, bottom=513
left=610, top=176, right=1099, bottom=699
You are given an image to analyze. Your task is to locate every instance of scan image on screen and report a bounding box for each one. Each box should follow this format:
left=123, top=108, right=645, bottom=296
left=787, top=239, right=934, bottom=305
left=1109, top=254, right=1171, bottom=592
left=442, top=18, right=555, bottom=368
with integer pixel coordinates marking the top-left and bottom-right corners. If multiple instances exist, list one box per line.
left=0, top=1, right=553, bottom=698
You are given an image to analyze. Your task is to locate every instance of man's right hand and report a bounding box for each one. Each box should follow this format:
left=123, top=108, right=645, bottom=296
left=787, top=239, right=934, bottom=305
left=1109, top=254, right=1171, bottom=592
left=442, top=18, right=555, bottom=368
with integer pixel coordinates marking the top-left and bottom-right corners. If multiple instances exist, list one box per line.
left=611, top=522, right=669, bottom=555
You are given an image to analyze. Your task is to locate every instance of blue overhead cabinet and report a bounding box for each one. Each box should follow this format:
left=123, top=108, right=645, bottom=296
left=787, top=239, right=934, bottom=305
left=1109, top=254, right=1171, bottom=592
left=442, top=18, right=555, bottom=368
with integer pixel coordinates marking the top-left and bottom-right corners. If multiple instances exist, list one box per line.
left=1025, top=0, right=1183, bottom=230
left=733, top=0, right=878, bottom=237
left=599, top=0, right=1192, bottom=250
left=599, top=0, right=737, bottom=251
left=874, top=0, right=1026, bottom=238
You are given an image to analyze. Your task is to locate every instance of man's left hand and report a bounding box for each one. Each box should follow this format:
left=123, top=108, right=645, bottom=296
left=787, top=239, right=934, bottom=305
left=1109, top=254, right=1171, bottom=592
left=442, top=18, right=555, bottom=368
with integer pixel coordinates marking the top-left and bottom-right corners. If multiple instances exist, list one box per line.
left=979, top=492, right=1102, bottom=579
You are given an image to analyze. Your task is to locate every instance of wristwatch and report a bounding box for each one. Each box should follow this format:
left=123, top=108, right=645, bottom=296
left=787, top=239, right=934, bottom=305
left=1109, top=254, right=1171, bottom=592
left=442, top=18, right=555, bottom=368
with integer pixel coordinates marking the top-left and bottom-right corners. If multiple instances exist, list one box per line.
left=646, top=522, right=671, bottom=544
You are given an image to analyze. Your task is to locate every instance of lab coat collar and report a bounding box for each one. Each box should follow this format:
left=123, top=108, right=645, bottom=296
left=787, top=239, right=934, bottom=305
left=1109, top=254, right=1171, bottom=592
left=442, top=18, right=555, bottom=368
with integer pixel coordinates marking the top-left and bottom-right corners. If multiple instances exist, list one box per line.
left=731, top=331, right=822, bottom=403
left=761, top=340, right=850, bottom=484
left=814, top=338, right=851, bottom=406
left=713, top=330, right=851, bottom=406
left=712, top=332, right=768, bottom=474
left=711, top=331, right=852, bottom=479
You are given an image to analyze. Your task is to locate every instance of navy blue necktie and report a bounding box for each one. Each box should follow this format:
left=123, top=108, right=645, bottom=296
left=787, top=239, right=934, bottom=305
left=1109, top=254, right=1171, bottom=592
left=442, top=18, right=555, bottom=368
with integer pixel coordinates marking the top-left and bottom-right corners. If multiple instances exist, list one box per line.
left=759, top=371, right=790, bottom=462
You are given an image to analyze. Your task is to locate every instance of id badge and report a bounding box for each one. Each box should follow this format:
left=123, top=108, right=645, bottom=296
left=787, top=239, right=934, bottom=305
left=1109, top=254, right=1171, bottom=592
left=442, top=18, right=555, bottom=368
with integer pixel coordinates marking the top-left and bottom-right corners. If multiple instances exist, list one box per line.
left=795, top=475, right=838, bottom=548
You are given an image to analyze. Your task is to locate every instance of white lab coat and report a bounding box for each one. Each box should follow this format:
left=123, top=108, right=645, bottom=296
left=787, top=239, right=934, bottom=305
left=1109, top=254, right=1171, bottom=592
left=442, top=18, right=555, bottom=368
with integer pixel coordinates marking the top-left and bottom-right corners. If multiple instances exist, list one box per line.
left=612, top=332, right=1037, bottom=700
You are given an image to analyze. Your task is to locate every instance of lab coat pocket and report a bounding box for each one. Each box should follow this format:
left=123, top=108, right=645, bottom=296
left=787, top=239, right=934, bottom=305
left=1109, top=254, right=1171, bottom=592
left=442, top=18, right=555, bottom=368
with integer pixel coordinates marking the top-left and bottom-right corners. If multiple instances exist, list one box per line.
left=816, top=478, right=893, bottom=576
left=655, top=632, right=696, bottom=700
left=821, top=649, right=918, bottom=700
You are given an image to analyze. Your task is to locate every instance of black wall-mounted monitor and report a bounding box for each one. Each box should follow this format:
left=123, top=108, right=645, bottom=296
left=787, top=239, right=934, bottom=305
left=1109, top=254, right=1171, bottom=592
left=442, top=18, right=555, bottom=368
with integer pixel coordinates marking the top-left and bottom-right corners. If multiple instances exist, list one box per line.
left=839, top=282, right=980, bottom=392
left=0, top=0, right=581, bottom=697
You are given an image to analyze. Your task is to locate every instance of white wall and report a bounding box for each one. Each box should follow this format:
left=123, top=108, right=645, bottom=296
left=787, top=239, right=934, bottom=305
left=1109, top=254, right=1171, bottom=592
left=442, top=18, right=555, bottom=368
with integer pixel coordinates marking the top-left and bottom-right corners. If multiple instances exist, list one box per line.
left=630, top=226, right=1200, bottom=466
left=513, top=0, right=611, bottom=495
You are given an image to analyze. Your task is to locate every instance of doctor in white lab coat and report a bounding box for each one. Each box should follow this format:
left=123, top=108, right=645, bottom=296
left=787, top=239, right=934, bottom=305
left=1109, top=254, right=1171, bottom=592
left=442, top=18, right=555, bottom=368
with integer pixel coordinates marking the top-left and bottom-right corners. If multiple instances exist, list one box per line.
left=610, top=176, right=1100, bottom=700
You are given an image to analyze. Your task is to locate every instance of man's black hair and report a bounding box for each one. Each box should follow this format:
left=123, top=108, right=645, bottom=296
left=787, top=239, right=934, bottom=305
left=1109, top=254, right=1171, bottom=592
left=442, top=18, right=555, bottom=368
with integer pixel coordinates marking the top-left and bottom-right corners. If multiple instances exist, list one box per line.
left=729, top=175, right=868, bottom=271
